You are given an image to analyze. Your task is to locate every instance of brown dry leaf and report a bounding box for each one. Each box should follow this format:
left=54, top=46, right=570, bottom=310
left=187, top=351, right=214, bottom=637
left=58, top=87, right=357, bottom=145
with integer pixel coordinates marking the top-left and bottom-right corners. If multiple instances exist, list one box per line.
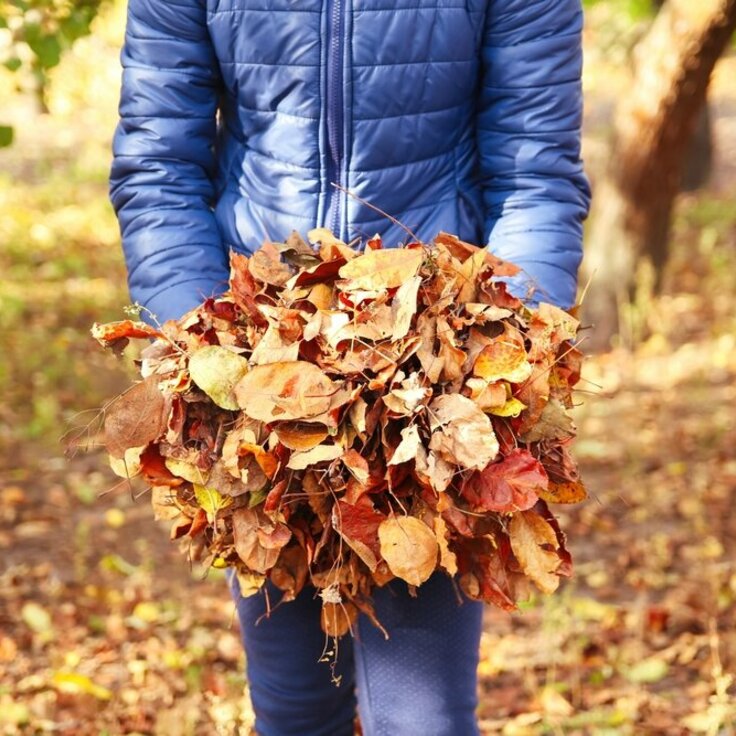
left=189, top=345, right=250, bottom=410
left=436, top=315, right=466, bottom=383
left=232, top=507, right=291, bottom=574
left=338, top=247, right=424, bottom=290
left=249, top=324, right=300, bottom=365
left=321, top=600, right=358, bottom=638
left=433, top=514, right=458, bottom=576
left=391, top=275, right=422, bottom=340
left=286, top=443, right=344, bottom=470
left=308, top=283, right=334, bottom=310
left=104, top=375, right=168, bottom=458
left=415, top=445, right=455, bottom=493
left=383, top=371, right=432, bottom=416
left=416, top=313, right=443, bottom=384
left=164, top=456, right=208, bottom=485
left=272, top=422, right=329, bottom=451
left=508, top=510, right=561, bottom=594
left=428, top=394, right=499, bottom=471
left=434, top=232, right=520, bottom=276
left=235, top=361, right=338, bottom=422
left=248, top=241, right=292, bottom=286
left=274, top=230, right=320, bottom=268
left=151, top=486, right=180, bottom=521
left=456, top=248, right=486, bottom=302
left=520, top=398, right=576, bottom=443
left=464, top=377, right=507, bottom=411
left=464, top=303, right=512, bottom=324
left=378, top=516, right=438, bottom=586
left=270, top=545, right=309, bottom=601
left=341, top=449, right=370, bottom=484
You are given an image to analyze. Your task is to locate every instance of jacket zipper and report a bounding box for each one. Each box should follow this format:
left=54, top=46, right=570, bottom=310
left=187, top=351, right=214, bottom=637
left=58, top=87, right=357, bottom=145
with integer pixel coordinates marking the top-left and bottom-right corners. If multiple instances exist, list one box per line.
left=325, top=0, right=344, bottom=238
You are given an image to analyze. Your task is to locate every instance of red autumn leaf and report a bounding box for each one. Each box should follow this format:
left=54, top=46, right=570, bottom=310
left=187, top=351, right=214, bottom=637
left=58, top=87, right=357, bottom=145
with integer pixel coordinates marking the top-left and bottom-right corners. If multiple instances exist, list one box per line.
left=229, top=252, right=268, bottom=327
left=139, top=446, right=184, bottom=487
left=332, top=497, right=386, bottom=572
left=461, top=448, right=548, bottom=512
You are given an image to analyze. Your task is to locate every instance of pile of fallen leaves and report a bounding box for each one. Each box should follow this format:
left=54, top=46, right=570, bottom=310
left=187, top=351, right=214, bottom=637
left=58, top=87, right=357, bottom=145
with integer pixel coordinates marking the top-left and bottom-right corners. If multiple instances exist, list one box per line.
left=91, top=230, right=587, bottom=637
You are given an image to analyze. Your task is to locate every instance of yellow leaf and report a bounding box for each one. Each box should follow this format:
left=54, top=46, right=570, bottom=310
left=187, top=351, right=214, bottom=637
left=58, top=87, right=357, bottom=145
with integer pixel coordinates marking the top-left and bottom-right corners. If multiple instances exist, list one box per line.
left=109, top=446, right=144, bottom=479
left=473, top=326, right=532, bottom=384
left=509, top=511, right=561, bottom=594
left=338, top=247, right=424, bottom=290
left=51, top=671, right=112, bottom=700
left=194, top=484, right=233, bottom=517
left=165, top=457, right=208, bottom=484
left=189, top=345, right=249, bottom=410
left=488, top=397, right=527, bottom=417
left=378, top=516, right=438, bottom=586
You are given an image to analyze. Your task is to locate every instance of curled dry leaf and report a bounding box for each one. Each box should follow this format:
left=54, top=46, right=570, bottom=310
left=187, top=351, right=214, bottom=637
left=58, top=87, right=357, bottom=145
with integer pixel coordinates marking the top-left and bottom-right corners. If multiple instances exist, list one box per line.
left=428, top=394, right=499, bottom=471
left=232, top=507, right=291, bottom=574
left=508, top=509, right=561, bottom=594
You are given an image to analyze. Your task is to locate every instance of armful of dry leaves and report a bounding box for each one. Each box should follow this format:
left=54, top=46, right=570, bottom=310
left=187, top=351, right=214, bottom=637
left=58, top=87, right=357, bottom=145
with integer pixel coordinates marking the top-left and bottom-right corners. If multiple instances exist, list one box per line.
left=90, top=229, right=587, bottom=638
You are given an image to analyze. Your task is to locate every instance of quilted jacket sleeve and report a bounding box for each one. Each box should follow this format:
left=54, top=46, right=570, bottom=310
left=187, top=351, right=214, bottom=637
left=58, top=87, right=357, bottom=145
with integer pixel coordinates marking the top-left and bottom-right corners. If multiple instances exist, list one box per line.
left=109, top=0, right=228, bottom=324
left=478, top=0, right=591, bottom=309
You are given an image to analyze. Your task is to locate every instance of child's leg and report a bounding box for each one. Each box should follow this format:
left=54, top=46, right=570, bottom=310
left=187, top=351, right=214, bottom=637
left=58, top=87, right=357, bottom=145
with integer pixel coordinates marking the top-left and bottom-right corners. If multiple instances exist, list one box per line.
left=228, top=573, right=357, bottom=736
left=353, top=572, right=483, bottom=736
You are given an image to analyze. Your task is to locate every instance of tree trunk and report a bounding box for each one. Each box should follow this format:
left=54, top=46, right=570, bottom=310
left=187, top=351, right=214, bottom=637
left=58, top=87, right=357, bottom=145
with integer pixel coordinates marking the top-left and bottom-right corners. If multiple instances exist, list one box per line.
left=581, top=0, right=736, bottom=350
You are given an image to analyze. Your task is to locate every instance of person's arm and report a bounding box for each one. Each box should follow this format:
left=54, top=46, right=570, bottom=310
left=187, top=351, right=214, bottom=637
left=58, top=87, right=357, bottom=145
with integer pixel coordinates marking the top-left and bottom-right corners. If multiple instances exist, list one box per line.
left=109, top=0, right=229, bottom=325
left=478, top=0, right=592, bottom=309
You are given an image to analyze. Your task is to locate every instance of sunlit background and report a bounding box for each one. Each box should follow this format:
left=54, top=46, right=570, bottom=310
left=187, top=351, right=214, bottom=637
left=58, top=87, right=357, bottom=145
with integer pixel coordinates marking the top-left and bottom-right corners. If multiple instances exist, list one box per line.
left=1, top=1, right=735, bottom=733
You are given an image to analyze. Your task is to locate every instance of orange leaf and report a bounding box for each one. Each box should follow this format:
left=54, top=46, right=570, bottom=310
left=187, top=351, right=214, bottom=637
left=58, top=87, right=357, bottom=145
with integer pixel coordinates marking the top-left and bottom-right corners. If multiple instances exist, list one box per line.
left=378, top=516, right=438, bottom=586
left=91, top=320, right=162, bottom=345
left=234, top=361, right=338, bottom=423
left=509, top=510, right=561, bottom=594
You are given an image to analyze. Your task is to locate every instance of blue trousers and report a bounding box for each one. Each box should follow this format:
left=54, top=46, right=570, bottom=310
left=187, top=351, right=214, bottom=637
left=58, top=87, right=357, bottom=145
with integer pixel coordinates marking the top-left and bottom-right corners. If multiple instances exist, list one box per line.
left=228, top=572, right=483, bottom=736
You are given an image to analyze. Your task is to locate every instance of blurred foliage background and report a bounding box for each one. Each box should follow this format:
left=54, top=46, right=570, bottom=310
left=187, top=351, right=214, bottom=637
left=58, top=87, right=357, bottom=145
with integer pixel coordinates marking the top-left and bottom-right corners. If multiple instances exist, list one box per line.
left=0, top=1, right=735, bottom=734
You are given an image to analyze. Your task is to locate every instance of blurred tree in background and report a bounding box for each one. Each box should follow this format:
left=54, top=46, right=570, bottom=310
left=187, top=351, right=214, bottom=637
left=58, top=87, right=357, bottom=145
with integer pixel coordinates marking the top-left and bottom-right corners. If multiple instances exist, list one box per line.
left=582, top=0, right=736, bottom=346
left=0, top=0, right=107, bottom=145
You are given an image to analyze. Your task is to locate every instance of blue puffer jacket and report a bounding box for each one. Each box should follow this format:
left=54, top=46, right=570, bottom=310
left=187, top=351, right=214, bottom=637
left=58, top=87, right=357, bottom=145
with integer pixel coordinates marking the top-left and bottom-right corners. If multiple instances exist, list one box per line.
left=110, top=0, right=591, bottom=324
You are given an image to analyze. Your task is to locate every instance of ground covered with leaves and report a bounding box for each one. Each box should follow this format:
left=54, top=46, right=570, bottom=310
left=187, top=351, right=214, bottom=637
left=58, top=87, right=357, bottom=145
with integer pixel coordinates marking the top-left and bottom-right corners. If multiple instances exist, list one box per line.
left=1, top=4, right=735, bottom=734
